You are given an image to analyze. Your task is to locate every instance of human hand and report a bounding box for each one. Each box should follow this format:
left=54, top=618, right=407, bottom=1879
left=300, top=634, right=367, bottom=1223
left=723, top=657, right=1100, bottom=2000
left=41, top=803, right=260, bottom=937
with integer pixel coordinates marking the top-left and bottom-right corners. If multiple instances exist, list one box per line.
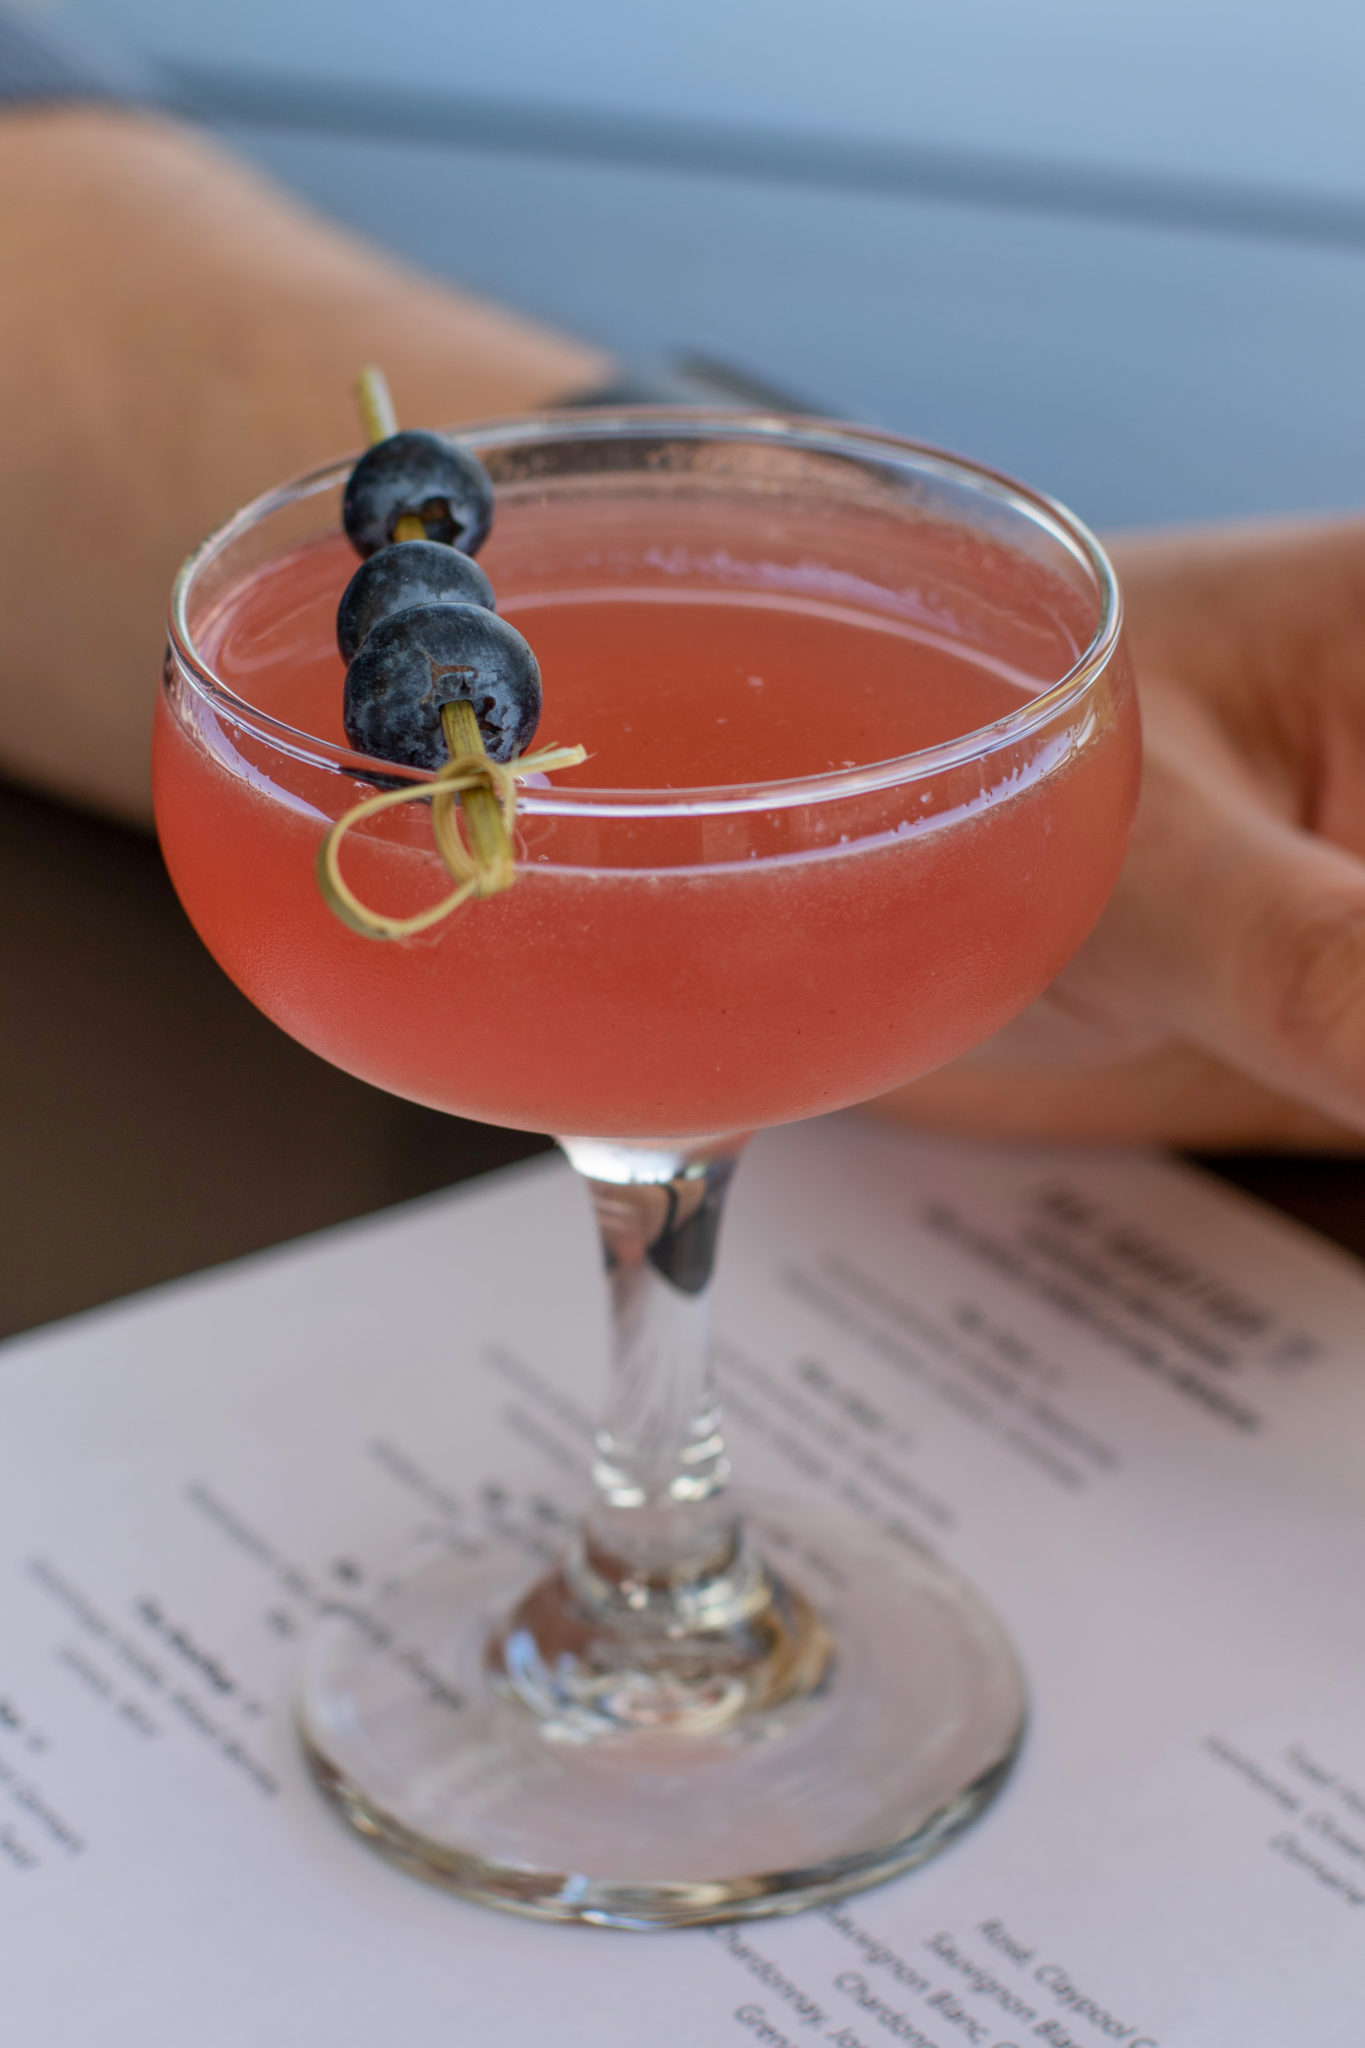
left=877, top=515, right=1365, bottom=1149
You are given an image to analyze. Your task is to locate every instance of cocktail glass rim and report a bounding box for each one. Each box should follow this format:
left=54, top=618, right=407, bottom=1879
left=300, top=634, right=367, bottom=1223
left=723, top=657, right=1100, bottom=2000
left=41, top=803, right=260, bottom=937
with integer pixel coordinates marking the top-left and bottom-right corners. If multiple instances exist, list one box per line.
left=168, top=406, right=1122, bottom=822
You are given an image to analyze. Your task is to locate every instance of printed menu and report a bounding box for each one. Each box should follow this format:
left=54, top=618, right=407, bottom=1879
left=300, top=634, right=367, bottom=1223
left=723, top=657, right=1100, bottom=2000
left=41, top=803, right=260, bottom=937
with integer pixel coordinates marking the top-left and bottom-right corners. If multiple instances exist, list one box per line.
left=2, top=1115, right=1363, bottom=2044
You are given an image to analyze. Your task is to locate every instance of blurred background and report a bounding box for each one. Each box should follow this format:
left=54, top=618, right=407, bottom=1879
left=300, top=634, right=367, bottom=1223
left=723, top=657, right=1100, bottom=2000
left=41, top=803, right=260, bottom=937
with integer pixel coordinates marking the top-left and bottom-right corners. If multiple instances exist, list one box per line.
left=49, top=0, right=1365, bottom=528
left=7, top=0, right=1365, bottom=1334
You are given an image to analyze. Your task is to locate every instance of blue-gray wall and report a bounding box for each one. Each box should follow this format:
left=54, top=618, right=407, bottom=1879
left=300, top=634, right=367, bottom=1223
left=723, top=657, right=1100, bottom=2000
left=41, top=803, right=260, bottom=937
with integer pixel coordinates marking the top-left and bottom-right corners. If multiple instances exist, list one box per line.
left=48, top=0, right=1365, bottom=527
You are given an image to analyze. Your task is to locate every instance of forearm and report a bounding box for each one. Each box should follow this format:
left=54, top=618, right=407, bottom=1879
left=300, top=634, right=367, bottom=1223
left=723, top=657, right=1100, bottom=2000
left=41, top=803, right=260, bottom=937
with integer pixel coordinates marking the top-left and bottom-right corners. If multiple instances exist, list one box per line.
left=0, top=106, right=610, bottom=824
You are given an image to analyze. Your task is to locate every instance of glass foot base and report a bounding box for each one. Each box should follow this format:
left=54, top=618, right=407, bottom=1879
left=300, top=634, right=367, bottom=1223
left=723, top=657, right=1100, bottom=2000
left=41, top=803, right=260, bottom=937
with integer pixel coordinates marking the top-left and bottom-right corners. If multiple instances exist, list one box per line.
left=299, top=1498, right=1026, bottom=1928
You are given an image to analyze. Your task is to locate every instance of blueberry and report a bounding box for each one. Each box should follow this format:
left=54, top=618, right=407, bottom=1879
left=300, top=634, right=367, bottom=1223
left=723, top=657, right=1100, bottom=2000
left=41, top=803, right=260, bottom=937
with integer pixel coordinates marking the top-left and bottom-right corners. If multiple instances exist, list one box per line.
left=336, top=540, right=496, bottom=663
left=342, top=430, right=495, bottom=559
left=343, top=604, right=541, bottom=770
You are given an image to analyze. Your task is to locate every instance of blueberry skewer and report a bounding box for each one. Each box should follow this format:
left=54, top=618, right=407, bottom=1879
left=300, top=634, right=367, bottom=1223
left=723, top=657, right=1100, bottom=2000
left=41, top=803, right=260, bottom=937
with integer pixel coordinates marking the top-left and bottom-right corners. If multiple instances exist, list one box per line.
left=344, top=366, right=525, bottom=882
left=316, top=370, right=584, bottom=939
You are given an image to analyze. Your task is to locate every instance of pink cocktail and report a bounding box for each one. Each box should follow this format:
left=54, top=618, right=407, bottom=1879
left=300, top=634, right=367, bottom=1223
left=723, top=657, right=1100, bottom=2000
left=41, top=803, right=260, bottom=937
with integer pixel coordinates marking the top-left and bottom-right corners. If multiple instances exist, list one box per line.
left=157, top=413, right=1138, bottom=1925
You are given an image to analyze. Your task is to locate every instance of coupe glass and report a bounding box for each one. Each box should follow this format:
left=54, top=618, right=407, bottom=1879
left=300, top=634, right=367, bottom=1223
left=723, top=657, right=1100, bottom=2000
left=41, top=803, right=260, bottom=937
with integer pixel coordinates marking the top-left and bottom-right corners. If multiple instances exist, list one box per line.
left=156, top=412, right=1138, bottom=1926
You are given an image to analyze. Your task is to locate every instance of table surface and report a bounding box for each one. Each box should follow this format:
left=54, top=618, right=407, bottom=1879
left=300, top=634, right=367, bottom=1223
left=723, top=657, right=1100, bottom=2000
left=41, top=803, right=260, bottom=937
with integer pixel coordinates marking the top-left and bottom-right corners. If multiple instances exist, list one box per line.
left=5, top=0, right=1365, bottom=1338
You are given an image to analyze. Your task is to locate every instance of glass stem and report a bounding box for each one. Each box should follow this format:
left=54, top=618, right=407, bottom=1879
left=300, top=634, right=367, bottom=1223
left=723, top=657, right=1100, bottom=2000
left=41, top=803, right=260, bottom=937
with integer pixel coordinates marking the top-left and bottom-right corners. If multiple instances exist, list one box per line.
left=558, top=1135, right=751, bottom=1617
left=489, top=1136, right=828, bottom=1735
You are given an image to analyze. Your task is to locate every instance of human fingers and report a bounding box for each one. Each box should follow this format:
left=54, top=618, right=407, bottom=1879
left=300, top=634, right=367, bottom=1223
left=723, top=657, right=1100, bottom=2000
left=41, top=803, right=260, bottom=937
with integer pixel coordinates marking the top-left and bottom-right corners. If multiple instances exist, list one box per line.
left=1090, top=719, right=1365, bottom=1136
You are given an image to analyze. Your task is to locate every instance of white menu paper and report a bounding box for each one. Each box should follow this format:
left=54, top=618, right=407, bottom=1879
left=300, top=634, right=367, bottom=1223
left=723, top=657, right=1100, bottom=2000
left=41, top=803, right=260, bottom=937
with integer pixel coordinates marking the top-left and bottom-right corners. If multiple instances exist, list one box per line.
left=2, top=1115, right=1364, bottom=2045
